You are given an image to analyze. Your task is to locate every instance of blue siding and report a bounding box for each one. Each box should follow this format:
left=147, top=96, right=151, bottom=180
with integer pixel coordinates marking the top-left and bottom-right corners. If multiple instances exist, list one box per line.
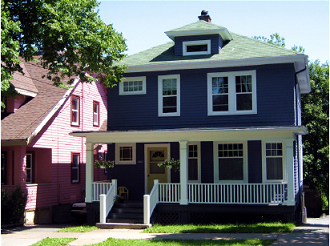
left=108, top=63, right=296, bottom=131
left=247, top=140, right=262, bottom=183
left=106, top=143, right=145, bottom=200
left=174, top=34, right=222, bottom=56
left=201, top=142, right=214, bottom=183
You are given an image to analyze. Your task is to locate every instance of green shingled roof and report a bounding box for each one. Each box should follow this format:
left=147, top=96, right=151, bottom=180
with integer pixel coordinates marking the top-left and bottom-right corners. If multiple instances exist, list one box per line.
left=118, top=21, right=304, bottom=68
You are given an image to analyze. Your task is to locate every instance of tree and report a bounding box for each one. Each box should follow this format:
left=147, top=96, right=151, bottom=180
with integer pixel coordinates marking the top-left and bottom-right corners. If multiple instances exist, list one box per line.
left=255, top=34, right=329, bottom=208
left=301, top=60, right=329, bottom=206
left=1, top=0, right=127, bottom=108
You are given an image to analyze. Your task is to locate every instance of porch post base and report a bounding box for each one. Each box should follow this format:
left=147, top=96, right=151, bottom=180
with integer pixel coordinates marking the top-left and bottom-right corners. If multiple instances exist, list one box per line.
left=179, top=199, right=188, bottom=205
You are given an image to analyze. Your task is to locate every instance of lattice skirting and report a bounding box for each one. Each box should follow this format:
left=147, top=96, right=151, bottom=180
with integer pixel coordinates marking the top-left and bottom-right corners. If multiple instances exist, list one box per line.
left=152, top=204, right=296, bottom=225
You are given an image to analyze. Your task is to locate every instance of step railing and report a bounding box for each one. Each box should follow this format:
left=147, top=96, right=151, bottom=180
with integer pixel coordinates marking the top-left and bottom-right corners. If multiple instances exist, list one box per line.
left=188, top=183, right=287, bottom=205
left=99, top=179, right=117, bottom=223
left=144, top=179, right=159, bottom=224
left=92, top=180, right=113, bottom=201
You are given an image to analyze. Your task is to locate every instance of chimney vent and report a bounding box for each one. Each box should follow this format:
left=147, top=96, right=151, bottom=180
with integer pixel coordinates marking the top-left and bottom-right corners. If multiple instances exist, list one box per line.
left=198, top=10, right=211, bottom=22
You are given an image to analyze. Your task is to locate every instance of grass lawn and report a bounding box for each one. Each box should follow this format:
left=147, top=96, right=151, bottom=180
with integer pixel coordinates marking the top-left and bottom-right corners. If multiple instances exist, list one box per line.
left=31, top=237, right=76, bottom=246
left=144, top=222, right=295, bottom=233
left=59, top=225, right=98, bottom=232
left=91, top=238, right=274, bottom=246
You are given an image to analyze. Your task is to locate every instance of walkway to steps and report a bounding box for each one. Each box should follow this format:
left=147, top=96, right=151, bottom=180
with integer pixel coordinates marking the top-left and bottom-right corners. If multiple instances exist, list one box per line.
left=96, top=200, right=151, bottom=229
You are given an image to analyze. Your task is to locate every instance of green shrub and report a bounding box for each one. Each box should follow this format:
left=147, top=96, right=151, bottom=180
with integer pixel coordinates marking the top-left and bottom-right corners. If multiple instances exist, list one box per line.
left=1, top=186, right=27, bottom=225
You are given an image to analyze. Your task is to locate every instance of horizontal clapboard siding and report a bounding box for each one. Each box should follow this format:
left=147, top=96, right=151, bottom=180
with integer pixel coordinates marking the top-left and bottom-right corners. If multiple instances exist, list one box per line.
left=108, top=63, right=296, bottom=131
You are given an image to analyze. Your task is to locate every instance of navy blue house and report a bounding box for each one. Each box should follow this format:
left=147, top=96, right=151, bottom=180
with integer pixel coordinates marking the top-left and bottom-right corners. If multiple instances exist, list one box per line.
left=72, top=11, right=310, bottom=225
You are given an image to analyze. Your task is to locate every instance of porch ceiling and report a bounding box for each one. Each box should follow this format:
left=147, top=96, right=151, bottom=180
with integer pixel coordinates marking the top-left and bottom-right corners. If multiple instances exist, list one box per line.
left=70, top=126, right=307, bottom=144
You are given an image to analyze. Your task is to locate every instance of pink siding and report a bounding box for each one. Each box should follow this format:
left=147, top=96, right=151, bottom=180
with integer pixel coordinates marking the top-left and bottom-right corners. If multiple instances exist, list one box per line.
left=2, top=80, right=108, bottom=211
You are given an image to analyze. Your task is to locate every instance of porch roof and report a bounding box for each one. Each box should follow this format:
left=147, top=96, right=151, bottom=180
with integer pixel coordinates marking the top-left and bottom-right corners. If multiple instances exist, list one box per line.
left=70, top=126, right=308, bottom=143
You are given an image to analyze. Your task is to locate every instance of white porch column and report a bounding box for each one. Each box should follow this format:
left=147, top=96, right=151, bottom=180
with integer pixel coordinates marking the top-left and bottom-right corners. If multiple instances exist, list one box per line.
left=285, top=140, right=295, bottom=206
left=179, top=140, right=188, bottom=205
left=85, top=142, right=94, bottom=203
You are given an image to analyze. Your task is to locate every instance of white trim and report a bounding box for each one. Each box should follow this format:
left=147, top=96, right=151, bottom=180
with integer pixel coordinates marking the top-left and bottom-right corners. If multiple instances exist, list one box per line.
left=26, top=76, right=80, bottom=145
left=165, top=28, right=232, bottom=41
left=188, top=142, right=201, bottom=183
left=213, top=141, right=248, bottom=183
left=70, top=126, right=308, bottom=144
left=207, top=70, right=257, bottom=116
left=183, top=40, right=211, bottom=56
left=158, top=74, right=180, bottom=117
left=125, top=55, right=310, bottom=94
left=262, top=140, right=287, bottom=183
left=144, top=143, right=171, bottom=194
left=115, top=143, right=136, bottom=165
left=119, top=76, right=146, bottom=95
left=15, top=88, right=38, bottom=97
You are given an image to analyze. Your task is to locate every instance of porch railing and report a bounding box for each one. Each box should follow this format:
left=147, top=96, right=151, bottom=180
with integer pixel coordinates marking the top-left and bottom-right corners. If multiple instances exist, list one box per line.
left=158, top=183, right=181, bottom=203
left=92, top=181, right=113, bottom=201
left=188, top=183, right=288, bottom=205
left=99, top=179, right=117, bottom=223
left=144, top=180, right=159, bottom=224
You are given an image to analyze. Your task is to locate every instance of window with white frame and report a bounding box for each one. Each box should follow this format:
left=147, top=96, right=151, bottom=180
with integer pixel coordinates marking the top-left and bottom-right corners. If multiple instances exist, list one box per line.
left=183, top=40, right=211, bottom=56
left=214, top=142, right=246, bottom=182
left=72, top=153, right=80, bottom=183
left=26, top=153, right=33, bottom=184
left=119, top=76, right=146, bottom=95
left=188, top=143, right=200, bottom=182
left=71, top=95, right=80, bottom=126
left=93, top=101, right=99, bottom=126
left=115, top=143, right=136, bottom=164
left=265, top=143, right=284, bottom=181
left=158, top=74, right=180, bottom=116
left=207, top=71, right=257, bottom=115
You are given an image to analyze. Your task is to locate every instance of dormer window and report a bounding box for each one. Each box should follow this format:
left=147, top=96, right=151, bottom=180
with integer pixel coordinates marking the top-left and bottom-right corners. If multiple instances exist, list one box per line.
left=183, top=40, right=211, bottom=56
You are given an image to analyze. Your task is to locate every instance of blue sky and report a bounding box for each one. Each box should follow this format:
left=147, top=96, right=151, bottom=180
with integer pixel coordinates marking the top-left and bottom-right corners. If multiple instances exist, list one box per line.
left=98, top=1, right=329, bottom=63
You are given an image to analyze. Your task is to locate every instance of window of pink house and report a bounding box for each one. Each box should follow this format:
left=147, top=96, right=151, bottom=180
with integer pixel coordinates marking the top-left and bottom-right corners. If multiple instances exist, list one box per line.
left=93, top=101, right=100, bottom=126
left=71, top=95, right=80, bottom=126
left=26, top=153, right=33, bottom=184
left=71, top=153, right=80, bottom=183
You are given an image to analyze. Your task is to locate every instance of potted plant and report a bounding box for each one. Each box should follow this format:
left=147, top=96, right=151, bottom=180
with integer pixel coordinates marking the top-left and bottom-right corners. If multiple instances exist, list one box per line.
left=93, top=160, right=115, bottom=169
left=114, top=195, right=124, bottom=204
left=157, top=158, right=180, bottom=171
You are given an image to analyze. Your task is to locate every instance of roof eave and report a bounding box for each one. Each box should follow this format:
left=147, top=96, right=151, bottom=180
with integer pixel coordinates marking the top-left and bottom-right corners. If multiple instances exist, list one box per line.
left=165, top=29, right=232, bottom=41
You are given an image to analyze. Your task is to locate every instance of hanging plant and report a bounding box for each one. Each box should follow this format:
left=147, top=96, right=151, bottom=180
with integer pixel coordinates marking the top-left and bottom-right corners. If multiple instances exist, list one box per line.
left=157, top=158, right=180, bottom=172
left=93, top=160, right=115, bottom=169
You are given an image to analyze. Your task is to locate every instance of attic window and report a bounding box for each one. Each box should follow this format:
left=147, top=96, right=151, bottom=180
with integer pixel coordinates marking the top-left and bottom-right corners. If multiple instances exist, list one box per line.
left=183, top=40, right=211, bottom=56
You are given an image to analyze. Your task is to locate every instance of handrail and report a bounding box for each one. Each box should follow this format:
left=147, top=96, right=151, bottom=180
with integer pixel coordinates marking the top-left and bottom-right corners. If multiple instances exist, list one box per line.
left=144, top=179, right=159, bottom=224
left=99, top=179, right=117, bottom=223
left=92, top=181, right=112, bottom=201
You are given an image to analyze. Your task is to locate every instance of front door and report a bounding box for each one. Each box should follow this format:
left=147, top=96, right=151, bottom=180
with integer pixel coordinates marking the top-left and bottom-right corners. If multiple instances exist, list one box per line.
left=146, top=146, right=169, bottom=193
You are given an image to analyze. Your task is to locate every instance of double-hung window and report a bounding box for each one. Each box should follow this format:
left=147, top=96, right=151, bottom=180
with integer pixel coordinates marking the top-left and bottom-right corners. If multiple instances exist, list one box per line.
left=119, top=76, right=146, bottom=95
left=26, top=153, right=33, bottom=184
left=158, top=74, right=180, bottom=117
left=265, top=142, right=284, bottom=181
left=71, top=95, right=80, bottom=126
left=214, top=142, right=247, bottom=182
left=207, top=71, right=256, bottom=115
left=71, top=153, right=80, bottom=183
left=93, top=101, right=99, bottom=126
left=115, top=143, right=136, bottom=165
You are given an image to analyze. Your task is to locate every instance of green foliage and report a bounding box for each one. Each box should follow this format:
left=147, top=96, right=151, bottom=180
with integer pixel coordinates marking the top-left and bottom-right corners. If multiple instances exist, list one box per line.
left=157, top=158, right=180, bottom=171
left=1, top=186, right=28, bottom=225
left=31, top=237, right=75, bottom=246
left=93, top=160, right=115, bottom=168
left=144, top=222, right=294, bottom=234
left=1, top=0, right=127, bottom=107
left=302, top=60, right=329, bottom=205
left=253, top=32, right=285, bottom=47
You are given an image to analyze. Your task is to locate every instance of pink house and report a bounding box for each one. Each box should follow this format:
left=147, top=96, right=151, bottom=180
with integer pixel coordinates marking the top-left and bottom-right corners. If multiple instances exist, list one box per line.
left=1, top=58, right=108, bottom=224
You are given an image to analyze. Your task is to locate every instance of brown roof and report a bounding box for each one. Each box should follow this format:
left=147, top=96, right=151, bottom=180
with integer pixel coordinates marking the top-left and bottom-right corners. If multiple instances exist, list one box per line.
left=1, top=59, right=76, bottom=144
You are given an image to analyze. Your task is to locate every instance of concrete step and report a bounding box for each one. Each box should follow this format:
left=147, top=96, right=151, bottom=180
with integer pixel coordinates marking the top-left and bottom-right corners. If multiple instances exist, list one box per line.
left=96, top=222, right=151, bottom=229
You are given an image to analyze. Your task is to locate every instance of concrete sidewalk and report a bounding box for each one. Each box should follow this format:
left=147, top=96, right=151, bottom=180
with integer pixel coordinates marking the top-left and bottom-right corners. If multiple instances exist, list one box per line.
left=1, top=217, right=329, bottom=246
